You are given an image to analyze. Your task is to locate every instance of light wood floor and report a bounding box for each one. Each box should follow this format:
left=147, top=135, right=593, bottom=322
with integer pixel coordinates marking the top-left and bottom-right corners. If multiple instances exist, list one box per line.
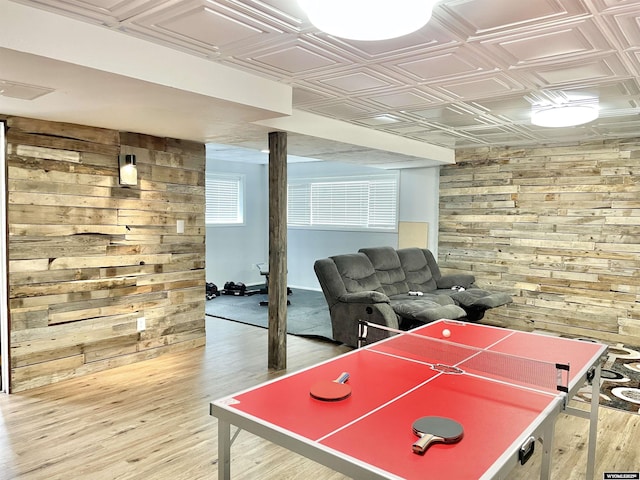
left=0, top=317, right=638, bottom=479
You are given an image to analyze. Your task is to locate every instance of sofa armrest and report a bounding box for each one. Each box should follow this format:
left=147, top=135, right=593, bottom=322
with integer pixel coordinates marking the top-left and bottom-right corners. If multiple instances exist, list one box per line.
left=329, top=300, right=397, bottom=347
left=338, top=291, right=390, bottom=304
left=437, top=273, right=475, bottom=289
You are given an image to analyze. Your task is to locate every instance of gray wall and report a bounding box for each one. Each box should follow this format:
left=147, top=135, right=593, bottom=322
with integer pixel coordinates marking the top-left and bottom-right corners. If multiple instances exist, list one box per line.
left=287, top=161, right=400, bottom=289
left=399, top=167, right=440, bottom=255
left=205, top=159, right=440, bottom=291
left=205, top=159, right=268, bottom=288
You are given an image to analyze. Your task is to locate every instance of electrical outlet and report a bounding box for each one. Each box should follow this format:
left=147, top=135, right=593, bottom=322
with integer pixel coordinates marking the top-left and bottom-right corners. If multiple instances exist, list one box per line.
left=137, top=317, right=146, bottom=332
left=176, top=219, right=185, bottom=234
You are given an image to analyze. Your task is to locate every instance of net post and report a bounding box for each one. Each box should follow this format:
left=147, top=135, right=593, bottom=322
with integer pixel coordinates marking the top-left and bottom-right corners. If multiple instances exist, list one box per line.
left=555, top=363, right=570, bottom=406
left=357, top=320, right=368, bottom=349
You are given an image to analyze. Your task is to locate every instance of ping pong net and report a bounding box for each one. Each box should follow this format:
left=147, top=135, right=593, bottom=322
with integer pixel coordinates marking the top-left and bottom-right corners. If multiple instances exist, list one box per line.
left=358, top=321, right=569, bottom=396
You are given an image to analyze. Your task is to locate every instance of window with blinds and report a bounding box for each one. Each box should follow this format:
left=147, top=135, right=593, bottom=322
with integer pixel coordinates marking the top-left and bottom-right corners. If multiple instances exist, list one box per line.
left=288, top=174, right=398, bottom=230
left=205, top=173, right=244, bottom=225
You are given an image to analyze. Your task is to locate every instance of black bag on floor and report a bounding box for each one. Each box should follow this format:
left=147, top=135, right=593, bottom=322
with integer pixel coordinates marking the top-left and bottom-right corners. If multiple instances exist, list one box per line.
left=206, top=283, right=219, bottom=300
left=221, top=281, right=247, bottom=296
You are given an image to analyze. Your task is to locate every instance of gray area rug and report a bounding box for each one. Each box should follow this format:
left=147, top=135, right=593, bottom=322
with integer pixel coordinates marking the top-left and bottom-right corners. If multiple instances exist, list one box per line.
left=205, top=288, right=335, bottom=341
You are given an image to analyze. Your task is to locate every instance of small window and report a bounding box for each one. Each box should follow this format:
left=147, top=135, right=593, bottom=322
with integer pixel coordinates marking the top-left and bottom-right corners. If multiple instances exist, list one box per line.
left=205, top=173, right=244, bottom=225
left=288, top=174, right=398, bottom=231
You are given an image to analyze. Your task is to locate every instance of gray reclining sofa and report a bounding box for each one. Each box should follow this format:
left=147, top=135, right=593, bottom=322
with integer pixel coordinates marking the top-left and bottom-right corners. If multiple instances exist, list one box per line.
left=314, top=246, right=512, bottom=347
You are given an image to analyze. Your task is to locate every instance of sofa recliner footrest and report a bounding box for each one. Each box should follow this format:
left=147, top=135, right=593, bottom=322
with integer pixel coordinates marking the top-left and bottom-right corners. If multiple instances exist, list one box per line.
left=447, top=288, right=513, bottom=321
left=391, top=300, right=467, bottom=324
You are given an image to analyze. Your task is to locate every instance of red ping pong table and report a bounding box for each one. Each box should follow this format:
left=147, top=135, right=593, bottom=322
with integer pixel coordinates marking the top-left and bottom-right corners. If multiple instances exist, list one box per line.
left=210, top=319, right=607, bottom=479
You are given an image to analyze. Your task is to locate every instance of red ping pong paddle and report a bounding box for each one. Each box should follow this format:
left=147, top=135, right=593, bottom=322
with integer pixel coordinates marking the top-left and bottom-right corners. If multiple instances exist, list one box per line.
left=411, top=416, right=464, bottom=454
left=309, top=372, right=351, bottom=401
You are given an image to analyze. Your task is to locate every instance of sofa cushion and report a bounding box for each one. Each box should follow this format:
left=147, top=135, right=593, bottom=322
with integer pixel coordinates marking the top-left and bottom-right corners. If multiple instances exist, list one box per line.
left=390, top=299, right=466, bottom=323
left=389, top=292, right=456, bottom=306
left=331, top=253, right=384, bottom=294
left=397, top=248, right=438, bottom=292
left=359, top=246, right=409, bottom=297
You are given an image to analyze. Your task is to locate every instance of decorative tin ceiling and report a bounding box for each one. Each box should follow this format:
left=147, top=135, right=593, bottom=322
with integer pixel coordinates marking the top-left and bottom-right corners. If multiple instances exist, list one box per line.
left=6, top=0, right=640, bottom=161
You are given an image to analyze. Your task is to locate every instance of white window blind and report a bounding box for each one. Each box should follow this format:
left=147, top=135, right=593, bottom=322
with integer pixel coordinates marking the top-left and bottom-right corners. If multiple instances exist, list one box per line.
left=369, top=177, right=398, bottom=228
left=288, top=174, right=398, bottom=230
left=287, top=183, right=311, bottom=226
left=205, top=173, right=244, bottom=225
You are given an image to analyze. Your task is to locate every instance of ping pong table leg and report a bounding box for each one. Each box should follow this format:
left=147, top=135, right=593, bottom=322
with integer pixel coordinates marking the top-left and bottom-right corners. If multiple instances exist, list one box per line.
left=218, top=419, right=231, bottom=480
left=539, top=418, right=556, bottom=480
left=586, top=363, right=602, bottom=480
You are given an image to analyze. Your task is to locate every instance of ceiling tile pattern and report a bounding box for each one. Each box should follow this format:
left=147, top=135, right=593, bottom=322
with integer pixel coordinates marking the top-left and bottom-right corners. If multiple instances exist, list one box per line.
left=11, top=0, right=640, bottom=150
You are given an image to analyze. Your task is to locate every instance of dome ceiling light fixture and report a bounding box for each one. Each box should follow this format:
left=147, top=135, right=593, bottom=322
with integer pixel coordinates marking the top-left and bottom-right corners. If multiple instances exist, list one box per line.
left=531, top=102, right=599, bottom=128
left=297, top=0, right=437, bottom=41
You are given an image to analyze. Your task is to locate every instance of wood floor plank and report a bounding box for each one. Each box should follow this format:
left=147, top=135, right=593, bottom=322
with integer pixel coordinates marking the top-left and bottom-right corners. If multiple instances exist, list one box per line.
left=0, top=318, right=637, bottom=479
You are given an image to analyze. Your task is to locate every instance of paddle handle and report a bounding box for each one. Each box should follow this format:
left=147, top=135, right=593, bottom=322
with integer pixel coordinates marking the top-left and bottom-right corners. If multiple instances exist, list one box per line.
left=412, top=433, right=438, bottom=454
left=335, top=372, right=349, bottom=384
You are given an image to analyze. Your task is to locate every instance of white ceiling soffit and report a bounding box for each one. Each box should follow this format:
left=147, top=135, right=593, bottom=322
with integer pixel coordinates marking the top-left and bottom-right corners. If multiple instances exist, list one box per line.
left=254, top=109, right=454, bottom=166
left=4, top=0, right=640, bottom=167
left=0, top=46, right=286, bottom=142
left=206, top=142, right=321, bottom=165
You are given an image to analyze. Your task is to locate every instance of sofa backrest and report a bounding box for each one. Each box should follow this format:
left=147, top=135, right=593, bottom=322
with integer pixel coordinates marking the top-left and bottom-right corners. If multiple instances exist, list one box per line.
left=331, top=253, right=383, bottom=294
left=313, top=258, right=347, bottom=308
left=420, top=248, right=444, bottom=283
left=359, top=246, right=409, bottom=296
left=396, top=248, right=438, bottom=292
left=314, top=252, right=385, bottom=308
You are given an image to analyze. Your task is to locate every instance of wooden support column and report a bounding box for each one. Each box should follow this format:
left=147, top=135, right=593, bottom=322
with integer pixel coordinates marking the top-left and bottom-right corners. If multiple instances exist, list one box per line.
left=267, top=131, right=287, bottom=370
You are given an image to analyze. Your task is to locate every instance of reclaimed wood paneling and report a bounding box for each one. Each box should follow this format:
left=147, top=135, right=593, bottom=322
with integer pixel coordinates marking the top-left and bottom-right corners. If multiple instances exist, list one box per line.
left=6, top=116, right=206, bottom=392
left=439, top=140, right=640, bottom=344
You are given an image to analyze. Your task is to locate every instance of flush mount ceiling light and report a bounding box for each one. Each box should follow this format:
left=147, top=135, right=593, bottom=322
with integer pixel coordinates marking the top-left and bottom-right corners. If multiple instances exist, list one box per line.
left=297, top=0, right=437, bottom=41
left=531, top=104, right=599, bottom=128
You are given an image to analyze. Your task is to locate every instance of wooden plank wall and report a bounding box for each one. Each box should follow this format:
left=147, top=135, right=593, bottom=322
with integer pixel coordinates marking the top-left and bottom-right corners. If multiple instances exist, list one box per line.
left=439, top=139, right=639, bottom=345
left=5, top=116, right=206, bottom=392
